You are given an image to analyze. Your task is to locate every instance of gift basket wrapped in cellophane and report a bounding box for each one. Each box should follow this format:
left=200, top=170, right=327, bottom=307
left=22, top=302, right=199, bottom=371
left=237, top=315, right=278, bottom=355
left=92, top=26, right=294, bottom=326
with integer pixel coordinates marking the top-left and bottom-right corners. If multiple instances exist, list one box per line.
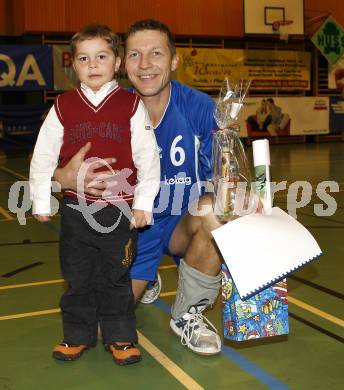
left=212, top=78, right=254, bottom=222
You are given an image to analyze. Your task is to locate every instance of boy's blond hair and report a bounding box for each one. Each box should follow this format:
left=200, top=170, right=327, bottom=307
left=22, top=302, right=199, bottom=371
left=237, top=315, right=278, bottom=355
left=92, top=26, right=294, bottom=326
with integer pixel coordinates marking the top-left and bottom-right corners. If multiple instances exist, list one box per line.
left=71, top=23, right=119, bottom=57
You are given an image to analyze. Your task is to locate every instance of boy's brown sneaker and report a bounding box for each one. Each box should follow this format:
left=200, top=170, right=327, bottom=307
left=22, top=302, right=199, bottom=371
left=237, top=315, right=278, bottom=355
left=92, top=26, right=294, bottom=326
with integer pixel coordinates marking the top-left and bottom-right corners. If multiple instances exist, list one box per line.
left=105, top=342, right=142, bottom=366
left=52, top=342, right=90, bottom=361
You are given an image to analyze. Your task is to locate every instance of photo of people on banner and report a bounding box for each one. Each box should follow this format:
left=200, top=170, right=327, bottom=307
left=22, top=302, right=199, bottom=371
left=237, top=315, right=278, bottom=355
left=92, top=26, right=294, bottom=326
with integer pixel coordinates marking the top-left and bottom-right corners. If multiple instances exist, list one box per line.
left=246, top=98, right=291, bottom=137
left=236, top=97, right=329, bottom=137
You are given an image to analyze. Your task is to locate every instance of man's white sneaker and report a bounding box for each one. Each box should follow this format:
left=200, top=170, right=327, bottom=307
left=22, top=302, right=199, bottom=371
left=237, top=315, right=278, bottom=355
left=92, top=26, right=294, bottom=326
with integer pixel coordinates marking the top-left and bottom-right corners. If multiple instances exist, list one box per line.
left=170, top=303, right=221, bottom=355
left=139, top=272, right=162, bottom=304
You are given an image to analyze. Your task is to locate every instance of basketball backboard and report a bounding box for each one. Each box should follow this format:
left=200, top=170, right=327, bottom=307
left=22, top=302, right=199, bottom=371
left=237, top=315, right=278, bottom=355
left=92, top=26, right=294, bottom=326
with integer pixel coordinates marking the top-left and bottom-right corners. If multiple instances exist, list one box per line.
left=244, top=0, right=304, bottom=36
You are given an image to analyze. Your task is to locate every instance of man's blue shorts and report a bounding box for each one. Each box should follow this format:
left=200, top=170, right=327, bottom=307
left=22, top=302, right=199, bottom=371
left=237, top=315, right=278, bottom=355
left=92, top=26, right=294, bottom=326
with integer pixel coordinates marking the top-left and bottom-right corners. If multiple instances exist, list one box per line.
left=130, top=214, right=182, bottom=281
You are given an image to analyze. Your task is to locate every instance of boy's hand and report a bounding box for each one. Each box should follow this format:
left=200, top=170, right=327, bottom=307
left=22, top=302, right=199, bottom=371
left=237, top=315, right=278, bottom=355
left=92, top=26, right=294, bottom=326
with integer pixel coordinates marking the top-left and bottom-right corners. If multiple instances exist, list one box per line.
left=33, top=214, right=51, bottom=222
left=130, top=209, right=152, bottom=229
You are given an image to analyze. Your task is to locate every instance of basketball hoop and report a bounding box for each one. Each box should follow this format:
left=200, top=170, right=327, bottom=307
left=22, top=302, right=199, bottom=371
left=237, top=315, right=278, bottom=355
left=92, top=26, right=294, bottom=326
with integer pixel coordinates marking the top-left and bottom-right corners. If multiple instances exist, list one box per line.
left=272, top=20, right=293, bottom=42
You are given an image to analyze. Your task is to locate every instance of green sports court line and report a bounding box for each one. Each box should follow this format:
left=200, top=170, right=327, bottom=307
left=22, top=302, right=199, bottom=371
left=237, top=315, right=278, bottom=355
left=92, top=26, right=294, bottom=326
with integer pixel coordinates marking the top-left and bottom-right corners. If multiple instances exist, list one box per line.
left=0, top=303, right=289, bottom=389
left=2, top=158, right=342, bottom=386
left=304, top=226, right=344, bottom=228
left=296, top=211, right=344, bottom=226
left=1, top=280, right=340, bottom=388
left=288, top=295, right=344, bottom=328
left=0, top=307, right=204, bottom=390
left=0, top=165, right=28, bottom=181
left=0, top=308, right=60, bottom=320
left=160, top=289, right=344, bottom=330
left=0, top=248, right=290, bottom=388
left=288, top=274, right=344, bottom=300
left=1, top=277, right=344, bottom=329
left=153, top=299, right=290, bottom=390
left=0, top=239, right=59, bottom=246
left=289, top=312, right=344, bottom=343
left=137, top=331, right=204, bottom=390
left=1, top=261, right=44, bottom=277
left=0, top=206, right=14, bottom=220
left=0, top=279, right=64, bottom=290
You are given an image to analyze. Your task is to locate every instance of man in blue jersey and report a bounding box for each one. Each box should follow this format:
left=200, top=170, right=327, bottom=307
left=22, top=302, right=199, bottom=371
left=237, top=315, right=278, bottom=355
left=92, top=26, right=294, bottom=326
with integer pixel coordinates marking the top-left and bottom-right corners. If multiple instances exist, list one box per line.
left=54, top=19, right=223, bottom=356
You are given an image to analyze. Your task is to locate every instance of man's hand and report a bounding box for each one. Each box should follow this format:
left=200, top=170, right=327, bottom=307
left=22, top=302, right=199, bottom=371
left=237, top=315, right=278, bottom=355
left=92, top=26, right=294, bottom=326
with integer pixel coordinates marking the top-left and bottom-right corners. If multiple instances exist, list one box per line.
left=53, top=142, right=117, bottom=196
left=33, top=214, right=51, bottom=222
left=256, top=198, right=264, bottom=214
left=130, top=209, right=152, bottom=229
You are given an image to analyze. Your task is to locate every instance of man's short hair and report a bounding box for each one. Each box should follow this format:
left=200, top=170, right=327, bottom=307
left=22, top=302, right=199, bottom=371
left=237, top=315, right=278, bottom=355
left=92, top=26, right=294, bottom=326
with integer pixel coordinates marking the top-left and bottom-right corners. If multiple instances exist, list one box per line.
left=267, top=98, right=275, bottom=104
left=71, top=23, right=119, bottom=57
left=125, top=19, right=176, bottom=55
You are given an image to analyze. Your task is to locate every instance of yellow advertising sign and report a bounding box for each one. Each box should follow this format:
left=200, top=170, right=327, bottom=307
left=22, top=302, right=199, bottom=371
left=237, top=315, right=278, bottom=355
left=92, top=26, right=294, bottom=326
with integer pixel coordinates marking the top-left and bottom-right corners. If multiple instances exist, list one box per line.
left=176, top=48, right=311, bottom=90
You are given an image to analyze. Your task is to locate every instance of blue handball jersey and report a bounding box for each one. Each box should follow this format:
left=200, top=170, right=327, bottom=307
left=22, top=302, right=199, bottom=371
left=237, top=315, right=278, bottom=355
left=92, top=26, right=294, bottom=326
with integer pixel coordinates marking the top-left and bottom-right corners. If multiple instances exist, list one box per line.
left=152, top=80, right=216, bottom=221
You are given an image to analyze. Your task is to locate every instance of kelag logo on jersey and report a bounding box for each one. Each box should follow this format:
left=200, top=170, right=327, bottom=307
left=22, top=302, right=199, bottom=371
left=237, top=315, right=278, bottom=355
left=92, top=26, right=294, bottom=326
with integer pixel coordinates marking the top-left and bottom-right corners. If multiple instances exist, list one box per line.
left=0, top=45, right=53, bottom=91
left=164, top=174, right=192, bottom=185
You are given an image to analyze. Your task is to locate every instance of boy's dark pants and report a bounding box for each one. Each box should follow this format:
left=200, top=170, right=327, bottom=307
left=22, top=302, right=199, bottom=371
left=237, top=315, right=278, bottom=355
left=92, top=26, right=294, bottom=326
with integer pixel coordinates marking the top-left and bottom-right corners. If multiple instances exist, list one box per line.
left=59, top=196, right=137, bottom=346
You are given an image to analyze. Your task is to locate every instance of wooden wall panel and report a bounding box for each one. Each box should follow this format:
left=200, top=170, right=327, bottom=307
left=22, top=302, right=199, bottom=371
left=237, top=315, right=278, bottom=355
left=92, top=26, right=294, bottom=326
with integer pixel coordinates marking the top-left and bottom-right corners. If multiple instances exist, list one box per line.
left=24, top=0, right=66, bottom=33
left=0, top=0, right=7, bottom=35
left=4, top=0, right=344, bottom=38
left=305, top=0, right=344, bottom=24
left=174, top=0, right=242, bottom=37
left=115, top=0, right=242, bottom=37
left=65, top=0, right=120, bottom=33
left=5, top=0, right=25, bottom=35
left=117, top=0, right=178, bottom=33
left=305, top=0, right=344, bottom=36
left=16, top=0, right=243, bottom=37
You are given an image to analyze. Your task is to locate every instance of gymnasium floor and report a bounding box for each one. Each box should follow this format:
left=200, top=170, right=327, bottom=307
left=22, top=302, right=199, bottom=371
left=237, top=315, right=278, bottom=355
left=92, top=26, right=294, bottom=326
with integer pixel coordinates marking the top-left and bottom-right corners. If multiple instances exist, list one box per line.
left=0, top=141, right=343, bottom=390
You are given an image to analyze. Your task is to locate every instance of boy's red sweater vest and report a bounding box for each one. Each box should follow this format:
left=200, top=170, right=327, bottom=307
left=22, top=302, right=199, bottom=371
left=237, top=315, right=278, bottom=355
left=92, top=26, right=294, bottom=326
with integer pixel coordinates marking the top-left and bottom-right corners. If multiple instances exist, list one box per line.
left=54, top=86, right=139, bottom=203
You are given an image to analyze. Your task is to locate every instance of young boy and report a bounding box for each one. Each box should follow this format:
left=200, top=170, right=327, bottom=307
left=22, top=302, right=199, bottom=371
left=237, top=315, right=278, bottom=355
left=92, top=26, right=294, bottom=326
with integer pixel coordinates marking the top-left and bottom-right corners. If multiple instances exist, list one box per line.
left=29, top=23, right=160, bottom=365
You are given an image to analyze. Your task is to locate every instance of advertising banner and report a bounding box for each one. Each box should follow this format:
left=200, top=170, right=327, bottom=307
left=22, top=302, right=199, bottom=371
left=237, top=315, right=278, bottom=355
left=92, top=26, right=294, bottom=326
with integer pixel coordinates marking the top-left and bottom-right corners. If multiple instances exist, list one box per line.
left=176, top=48, right=311, bottom=91
left=311, top=16, right=344, bottom=65
left=234, top=97, right=329, bottom=137
left=53, top=45, right=78, bottom=91
left=0, top=104, right=50, bottom=135
left=0, top=45, right=53, bottom=91
left=329, top=96, right=344, bottom=133
left=328, top=55, right=344, bottom=90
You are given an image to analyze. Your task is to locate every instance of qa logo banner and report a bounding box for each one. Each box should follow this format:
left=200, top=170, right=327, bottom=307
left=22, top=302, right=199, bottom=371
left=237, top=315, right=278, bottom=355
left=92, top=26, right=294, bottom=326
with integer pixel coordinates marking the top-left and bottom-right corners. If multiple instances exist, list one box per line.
left=0, top=45, right=53, bottom=91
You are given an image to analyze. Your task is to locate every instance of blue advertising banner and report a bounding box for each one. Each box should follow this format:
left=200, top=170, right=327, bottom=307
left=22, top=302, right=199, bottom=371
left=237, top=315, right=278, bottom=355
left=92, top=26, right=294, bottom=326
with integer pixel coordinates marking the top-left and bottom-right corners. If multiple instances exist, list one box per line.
left=0, top=45, right=53, bottom=91
left=0, top=104, right=50, bottom=135
left=329, top=96, right=344, bottom=133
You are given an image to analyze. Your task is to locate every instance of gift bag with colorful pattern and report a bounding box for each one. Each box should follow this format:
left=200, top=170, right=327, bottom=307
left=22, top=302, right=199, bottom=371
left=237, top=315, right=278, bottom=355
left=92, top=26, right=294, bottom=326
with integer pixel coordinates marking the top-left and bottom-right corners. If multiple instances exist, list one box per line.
left=222, top=264, right=289, bottom=341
